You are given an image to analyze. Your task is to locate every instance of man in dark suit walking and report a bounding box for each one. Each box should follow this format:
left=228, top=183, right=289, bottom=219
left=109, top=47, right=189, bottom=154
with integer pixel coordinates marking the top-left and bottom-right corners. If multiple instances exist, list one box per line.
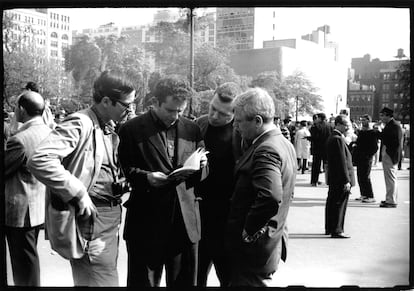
left=118, top=76, right=208, bottom=287
left=325, top=114, right=355, bottom=238
left=226, top=88, right=297, bottom=286
left=5, top=91, right=52, bottom=286
left=378, top=107, right=402, bottom=208
left=310, top=113, right=332, bottom=186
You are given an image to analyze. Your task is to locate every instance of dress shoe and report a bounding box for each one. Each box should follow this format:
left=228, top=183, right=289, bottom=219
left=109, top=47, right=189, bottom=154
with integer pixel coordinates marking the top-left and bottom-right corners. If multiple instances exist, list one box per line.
left=325, top=231, right=331, bottom=235
left=311, top=183, right=317, bottom=187
left=379, top=202, right=397, bottom=208
left=362, top=197, right=376, bottom=203
left=331, top=232, right=350, bottom=239
left=355, top=196, right=367, bottom=201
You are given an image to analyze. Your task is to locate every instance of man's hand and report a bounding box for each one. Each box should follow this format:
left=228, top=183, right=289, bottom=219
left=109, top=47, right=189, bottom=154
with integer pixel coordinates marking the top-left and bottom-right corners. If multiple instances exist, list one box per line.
left=78, top=194, right=97, bottom=219
left=147, top=172, right=169, bottom=188
left=344, top=182, right=351, bottom=192
left=200, top=151, right=208, bottom=169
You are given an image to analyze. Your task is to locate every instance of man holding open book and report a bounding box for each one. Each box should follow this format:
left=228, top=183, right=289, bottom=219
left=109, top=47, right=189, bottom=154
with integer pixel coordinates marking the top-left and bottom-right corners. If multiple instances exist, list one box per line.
left=118, top=76, right=208, bottom=287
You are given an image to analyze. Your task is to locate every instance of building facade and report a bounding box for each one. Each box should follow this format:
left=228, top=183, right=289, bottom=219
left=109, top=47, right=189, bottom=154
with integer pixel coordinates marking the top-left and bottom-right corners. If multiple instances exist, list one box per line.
left=229, top=32, right=346, bottom=118
left=4, top=8, right=72, bottom=65
left=349, top=51, right=410, bottom=123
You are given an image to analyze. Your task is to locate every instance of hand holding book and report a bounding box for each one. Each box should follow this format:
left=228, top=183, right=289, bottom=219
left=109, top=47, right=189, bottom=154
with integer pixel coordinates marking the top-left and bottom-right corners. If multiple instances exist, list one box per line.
left=168, top=148, right=209, bottom=181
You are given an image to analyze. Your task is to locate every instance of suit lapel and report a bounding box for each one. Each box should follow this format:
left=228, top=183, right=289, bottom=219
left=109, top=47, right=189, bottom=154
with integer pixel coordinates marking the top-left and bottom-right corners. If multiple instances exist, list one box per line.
left=144, top=112, right=174, bottom=170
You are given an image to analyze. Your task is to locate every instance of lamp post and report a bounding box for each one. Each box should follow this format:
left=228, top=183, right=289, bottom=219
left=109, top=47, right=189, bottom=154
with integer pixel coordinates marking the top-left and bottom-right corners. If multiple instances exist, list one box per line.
left=295, top=95, right=299, bottom=123
left=336, top=94, right=342, bottom=114
left=188, top=7, right=195, bottom=116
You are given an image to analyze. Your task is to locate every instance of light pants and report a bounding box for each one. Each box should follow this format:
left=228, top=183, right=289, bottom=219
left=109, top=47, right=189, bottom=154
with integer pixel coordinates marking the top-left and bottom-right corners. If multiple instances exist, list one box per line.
left=381, top=146, right=398, bottom=204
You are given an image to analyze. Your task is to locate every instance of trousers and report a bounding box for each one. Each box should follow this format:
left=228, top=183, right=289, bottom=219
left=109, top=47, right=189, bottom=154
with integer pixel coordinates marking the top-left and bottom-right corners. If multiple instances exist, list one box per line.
left=325, top=184, right=350, bottom=234
left=70, top=205, right=121, bottom=286
left=6, top=225, right=42, bottom=286
left=382, top=147, right=398, bottom=204
left=356, top=157, right=374, bottom=198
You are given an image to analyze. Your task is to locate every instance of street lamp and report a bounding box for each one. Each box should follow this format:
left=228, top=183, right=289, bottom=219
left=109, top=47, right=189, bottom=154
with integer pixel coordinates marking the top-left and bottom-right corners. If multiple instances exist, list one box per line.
left=336, top=94, right=342, bottom=114
left=295, top=95, right=299, bottom=123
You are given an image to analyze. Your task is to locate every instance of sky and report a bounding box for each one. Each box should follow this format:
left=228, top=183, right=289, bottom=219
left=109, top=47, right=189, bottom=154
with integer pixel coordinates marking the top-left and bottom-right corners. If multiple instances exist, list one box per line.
left=51, top=7, right=410, bottom=67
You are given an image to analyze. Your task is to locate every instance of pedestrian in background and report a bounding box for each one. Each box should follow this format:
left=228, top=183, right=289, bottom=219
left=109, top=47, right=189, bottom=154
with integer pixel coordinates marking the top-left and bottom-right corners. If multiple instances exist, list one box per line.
left=29, top=70, right=136, bottom=286
left=325, top=114, right=355, bottom=238
left=226, top=88, right=296, bottom=286
left=310, top=113, right=332, bottom=186
left=5, top=91, right=52, bottom=286
left=280, top=118, right=291, bottom=141
left=377, top=107, right=402, bottom=208
left=118, top=76, right=208, bottom=287
left=295, top=120, right=311, bottom=174
left=195, top=82, right=241, bottom=287
left=352, top=114, right=378, bottom=203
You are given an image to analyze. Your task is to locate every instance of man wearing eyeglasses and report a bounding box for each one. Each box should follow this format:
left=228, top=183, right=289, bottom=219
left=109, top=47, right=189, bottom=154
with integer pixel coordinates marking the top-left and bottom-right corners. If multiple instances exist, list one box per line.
left=28, top=70, right=136, bottom=286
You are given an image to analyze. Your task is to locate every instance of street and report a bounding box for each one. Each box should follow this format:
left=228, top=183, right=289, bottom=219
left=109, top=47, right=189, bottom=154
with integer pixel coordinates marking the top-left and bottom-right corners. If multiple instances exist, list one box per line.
left=6, top=160, right=410, bottom=288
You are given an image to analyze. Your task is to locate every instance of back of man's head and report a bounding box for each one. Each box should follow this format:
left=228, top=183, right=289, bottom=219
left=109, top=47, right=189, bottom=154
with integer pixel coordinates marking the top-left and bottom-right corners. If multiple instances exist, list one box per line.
left=93, top=70, right=135, bottom=104
left=18, top=91, right=45, bottom=117
left=214, top=82, right=241, bottom=103
left=233, top=87, right=275, bottom=123
left=153, top=75, right=192, bottom=104
left=379, top=107, right=394, bottom=117
left=334, top=114, right=348, bottom=126
left=24, top=81, right=40, bottom=93
left=318, top=113, right=326, bottom=121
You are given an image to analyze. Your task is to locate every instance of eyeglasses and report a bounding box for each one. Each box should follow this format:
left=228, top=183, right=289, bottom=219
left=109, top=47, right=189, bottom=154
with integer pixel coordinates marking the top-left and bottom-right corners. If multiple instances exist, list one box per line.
left=110, top=98, right=134, bottom=112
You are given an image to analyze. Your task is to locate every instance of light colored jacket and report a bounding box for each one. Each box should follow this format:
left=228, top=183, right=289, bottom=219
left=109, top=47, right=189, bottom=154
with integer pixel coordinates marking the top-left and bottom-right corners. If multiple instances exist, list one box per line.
left=5, top=117, right=52, bottom=227
left=28, top=108, right=105, bottom=203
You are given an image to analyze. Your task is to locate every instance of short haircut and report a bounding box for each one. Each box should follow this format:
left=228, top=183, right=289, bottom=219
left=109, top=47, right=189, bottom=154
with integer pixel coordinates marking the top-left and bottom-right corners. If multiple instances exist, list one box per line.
left=334, top=114, right=349, bottom=126
left=380, top=107, right=394, bottom=117
left=153, top=76, right=192, bottom=104
left=283, top=118, right=290, bottom=125
left=233, top=87, right=275, bottom=123
left=25, top=81, right=39, bottom=93
left=214, top=82, right=241, bottom=103
left=361, top=114, right=372, bottom=122
left=317, top=113, right=326, bottom=121
left=300, top=120, right=307, bottom=127
left=18, top=92, right=45, bottom=117
left=93, top=70, right=135, bottom=104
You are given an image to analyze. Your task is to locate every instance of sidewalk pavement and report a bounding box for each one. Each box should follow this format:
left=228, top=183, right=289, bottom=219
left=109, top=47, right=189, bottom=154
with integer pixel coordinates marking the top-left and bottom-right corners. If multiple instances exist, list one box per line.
left=6, top=160, right=411, bottom=288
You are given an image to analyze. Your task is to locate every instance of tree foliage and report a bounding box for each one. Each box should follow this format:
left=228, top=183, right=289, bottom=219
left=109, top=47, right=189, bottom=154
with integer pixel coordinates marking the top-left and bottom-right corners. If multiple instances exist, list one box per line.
left=396, top=61, right=410, bottom=122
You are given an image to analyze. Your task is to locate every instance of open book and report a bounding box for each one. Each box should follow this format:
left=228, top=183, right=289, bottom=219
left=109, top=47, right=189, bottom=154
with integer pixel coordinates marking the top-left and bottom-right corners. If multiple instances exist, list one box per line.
left=168, top=147, right=209, bottom=180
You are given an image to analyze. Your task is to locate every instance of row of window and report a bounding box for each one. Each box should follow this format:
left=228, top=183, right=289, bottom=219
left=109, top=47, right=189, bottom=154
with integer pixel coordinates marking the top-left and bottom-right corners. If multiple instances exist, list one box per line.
left=50, top=12, right=70, bottom=23
left=382, top=72, right=400, bottom=81
left=349, top=95, right=372, bottom=102
left=382, top=83, right=399, bottom=91
left=50, top=32, right=69, bottom=40
left=50, top=22, right=70, bottom=30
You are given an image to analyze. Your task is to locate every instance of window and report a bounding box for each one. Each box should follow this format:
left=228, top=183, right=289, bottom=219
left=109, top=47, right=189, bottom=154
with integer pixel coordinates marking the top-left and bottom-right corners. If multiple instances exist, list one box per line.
left=383, top=73, right=390, bottom=80
left=51, top=32, right=58, bottom=38
left=367, top=96, right=371, bottom=102
left=50, top=50, right=58, bottom=57
left=382, top=93, right=390, bottom=100
left=62, top=34, right=68, bottom=40
left=382, top=84, right=390, bottom=91
left=51, top=41, right=58, bottom=47
left=394, top=83, right=399, bottom=89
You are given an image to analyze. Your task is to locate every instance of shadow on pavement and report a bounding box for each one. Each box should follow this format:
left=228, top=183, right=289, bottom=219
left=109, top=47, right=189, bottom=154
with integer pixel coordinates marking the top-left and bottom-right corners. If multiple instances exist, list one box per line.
left=289, top=233, right=329, bottom=239
left=292, top=197, right=383, bottom=208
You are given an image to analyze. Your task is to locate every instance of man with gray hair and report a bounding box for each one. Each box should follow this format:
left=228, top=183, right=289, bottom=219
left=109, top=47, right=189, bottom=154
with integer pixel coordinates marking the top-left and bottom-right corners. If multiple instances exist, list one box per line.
left=225, top=87, right=297, bottom=286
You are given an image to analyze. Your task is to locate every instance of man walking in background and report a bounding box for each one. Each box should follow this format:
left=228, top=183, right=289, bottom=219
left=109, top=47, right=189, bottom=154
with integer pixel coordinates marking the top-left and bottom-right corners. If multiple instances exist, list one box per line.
left=310, top=113, right=332, bottom=186
left=353, top=114, right=378, bottom=203
left=325, top=115, right=355, bottom=238
left=5, top=91, right=52, bottom=286
left=378, top=107, right=402, bottom=208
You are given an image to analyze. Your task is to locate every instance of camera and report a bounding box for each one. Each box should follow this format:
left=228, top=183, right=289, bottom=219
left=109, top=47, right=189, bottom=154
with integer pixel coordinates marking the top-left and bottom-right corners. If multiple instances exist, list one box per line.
left=112, top=179, right=131, bottom=196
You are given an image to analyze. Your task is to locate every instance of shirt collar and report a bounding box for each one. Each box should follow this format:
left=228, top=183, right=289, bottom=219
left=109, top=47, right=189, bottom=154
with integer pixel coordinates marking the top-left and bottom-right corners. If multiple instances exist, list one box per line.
left=150, top=108, right=178, bottom=130
left=91, top=106, right=114, bottom=135
left=252, top=123, right=276, bottom=144
left=18, top=116, right=43, bottom=132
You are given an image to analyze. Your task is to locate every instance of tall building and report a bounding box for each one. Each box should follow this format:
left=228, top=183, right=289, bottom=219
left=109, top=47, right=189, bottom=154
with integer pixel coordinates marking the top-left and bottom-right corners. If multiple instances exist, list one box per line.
left=216, top=8, right=255, bottom=50
left=4, top=8, right=72, bottom=65
left=348, top=50, right=410, bottom=122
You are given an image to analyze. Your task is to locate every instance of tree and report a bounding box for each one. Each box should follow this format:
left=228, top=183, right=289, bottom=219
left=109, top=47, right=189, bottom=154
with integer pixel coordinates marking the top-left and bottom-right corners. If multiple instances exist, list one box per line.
left=396, top=61, right=410, bottom=123
left=65, top=35, right=101, bottom=101
left=282, top=70, right=324, bottom=119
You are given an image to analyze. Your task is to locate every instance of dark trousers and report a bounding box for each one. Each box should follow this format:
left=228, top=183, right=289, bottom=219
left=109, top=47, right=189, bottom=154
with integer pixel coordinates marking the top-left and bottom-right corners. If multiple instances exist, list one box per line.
left=311, top=154, right=325, bottom=184
left=5, top=225, right=41, bottom=286
left=325, top=185, right=350, bottom=234
left=356, top=157, right=374, bottom=198
left=198, top=235, right=230, bottom=287
left=126, top=207, right=198, bottom=287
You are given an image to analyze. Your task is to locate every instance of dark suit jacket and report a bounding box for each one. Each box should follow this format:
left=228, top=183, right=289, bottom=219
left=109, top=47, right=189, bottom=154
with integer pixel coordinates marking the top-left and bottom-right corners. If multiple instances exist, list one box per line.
left=118, top=110, right=205, bottom=250
left=326, top=130, right=355, bottom=187
left=310, top=121, right=332, bottom=158
left=380, top=119, right=402, bottom=165
left=226, top=128, right=297, bottom=274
